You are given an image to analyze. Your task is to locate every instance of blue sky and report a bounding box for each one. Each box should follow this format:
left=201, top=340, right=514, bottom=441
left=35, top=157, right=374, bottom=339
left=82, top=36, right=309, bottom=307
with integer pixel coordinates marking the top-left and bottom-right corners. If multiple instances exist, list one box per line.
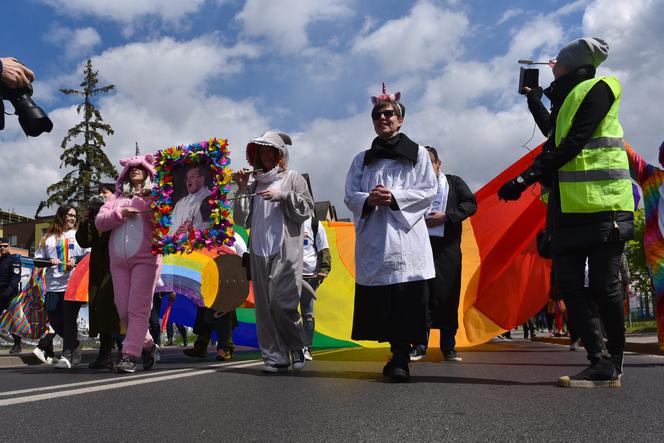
left=1, top=0, right=662, bottom=217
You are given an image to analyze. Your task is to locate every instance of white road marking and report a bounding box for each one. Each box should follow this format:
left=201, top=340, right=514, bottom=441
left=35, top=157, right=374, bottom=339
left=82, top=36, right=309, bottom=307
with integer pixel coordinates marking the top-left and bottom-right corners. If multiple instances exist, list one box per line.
left=0, top=348, right=353, bottom=407
left=0, top=367, right=195, bottom=397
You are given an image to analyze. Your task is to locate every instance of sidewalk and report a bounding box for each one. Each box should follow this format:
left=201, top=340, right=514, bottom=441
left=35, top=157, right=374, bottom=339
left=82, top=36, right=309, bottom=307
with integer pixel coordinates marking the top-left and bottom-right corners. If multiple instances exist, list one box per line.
left=531, top=332, right=663, bottom=355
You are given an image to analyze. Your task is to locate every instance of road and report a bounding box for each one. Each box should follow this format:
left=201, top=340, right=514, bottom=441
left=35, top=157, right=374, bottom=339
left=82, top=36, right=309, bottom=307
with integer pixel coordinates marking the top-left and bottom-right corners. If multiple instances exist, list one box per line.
left=1, top=338, right=663, bottom=442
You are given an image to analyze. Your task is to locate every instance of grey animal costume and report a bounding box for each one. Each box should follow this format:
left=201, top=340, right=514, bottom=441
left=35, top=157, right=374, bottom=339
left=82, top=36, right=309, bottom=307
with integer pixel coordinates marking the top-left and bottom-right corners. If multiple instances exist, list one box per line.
left=233, top=132, right=314, bottom=366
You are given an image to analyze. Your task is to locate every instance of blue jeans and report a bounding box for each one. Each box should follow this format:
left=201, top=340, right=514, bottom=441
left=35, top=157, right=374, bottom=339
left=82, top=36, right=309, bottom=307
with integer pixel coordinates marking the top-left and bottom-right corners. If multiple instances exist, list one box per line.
left=440, top=328, right=457, bottom=353
left=300, top=277, right=320, bottom=348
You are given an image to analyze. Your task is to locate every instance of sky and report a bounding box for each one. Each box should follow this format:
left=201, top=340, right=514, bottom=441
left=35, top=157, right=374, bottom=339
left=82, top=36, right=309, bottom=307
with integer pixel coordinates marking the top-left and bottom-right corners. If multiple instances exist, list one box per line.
left=0, top=0, right=662, bottom=219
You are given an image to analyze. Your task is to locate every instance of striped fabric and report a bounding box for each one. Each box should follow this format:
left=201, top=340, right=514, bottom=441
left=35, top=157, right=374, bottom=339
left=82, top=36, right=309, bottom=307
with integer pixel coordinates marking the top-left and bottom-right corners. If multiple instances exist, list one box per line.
left=0, top=268, right=48, bottom=339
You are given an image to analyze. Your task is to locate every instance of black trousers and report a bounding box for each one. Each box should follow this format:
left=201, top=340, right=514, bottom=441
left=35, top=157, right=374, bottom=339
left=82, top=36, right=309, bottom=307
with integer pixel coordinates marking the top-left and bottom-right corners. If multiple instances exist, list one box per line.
left=167, top=322, right=187, bottom=341
left=552, top=241, right=625, bottom=360
left=149, top=293, right=163, bottom=346
left=38, top=292, right=83, bottom=355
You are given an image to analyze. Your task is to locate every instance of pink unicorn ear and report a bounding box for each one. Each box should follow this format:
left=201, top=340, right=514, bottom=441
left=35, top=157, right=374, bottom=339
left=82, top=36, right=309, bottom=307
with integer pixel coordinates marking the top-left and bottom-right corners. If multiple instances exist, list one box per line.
left=371, top=96, right=379, bottom=105
left=119, top=158, right=129, bottom=167
left=394, top=92, right=400, bottom=102
left=144, top=153, right=154, bottom=163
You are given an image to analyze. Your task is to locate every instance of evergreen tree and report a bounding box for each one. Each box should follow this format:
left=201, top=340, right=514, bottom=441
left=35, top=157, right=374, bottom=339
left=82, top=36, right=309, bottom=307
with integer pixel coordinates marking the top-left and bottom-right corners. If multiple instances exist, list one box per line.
left=36, top=59, right=117, bottom=216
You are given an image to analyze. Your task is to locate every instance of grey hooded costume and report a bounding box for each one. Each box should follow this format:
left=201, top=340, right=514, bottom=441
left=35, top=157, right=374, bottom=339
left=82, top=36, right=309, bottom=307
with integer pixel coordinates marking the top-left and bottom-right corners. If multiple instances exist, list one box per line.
left=233, top=131, right=314, bottom=367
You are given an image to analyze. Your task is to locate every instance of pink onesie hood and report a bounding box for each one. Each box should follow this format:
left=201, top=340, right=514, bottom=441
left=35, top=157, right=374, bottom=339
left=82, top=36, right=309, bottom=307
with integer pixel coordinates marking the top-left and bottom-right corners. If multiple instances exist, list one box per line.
left=116, top=154, right=156, bottom=189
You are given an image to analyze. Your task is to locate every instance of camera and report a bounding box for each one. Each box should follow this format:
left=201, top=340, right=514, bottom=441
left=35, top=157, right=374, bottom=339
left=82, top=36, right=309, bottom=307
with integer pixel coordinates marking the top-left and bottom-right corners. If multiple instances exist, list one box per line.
left=0, top=82, right=53, bottom=137
left=518, top=67, right=539, bottom=94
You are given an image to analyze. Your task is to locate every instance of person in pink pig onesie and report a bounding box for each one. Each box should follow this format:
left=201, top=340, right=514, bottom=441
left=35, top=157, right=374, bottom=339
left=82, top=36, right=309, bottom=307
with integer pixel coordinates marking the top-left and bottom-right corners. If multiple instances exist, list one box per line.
left=96, top=154, right=162, bottom=373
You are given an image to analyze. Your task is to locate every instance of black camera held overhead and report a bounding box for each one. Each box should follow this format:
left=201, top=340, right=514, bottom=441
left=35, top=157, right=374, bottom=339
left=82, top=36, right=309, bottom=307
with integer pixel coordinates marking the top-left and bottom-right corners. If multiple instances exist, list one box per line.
left=517, top=59, right=553, bottom=94
left=0, top=82, right=53, bottom=137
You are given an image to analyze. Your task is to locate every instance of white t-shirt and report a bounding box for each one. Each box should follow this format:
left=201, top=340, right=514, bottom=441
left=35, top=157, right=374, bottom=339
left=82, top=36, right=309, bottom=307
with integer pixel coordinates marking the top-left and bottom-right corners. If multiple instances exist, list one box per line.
left=34, top=229, right=88, bottom=292
left=302, top=218, right=329, bottom=276
left=250, top=174, right=286, bottom=257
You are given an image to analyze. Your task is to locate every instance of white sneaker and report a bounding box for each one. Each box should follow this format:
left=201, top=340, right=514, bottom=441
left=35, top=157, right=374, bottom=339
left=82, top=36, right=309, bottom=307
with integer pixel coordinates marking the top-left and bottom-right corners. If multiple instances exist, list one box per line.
left=55, top=355, right=72, bottom=369
left=32, top=347, right=52, bottom=365
left=304, top=348, right=313, bottom=361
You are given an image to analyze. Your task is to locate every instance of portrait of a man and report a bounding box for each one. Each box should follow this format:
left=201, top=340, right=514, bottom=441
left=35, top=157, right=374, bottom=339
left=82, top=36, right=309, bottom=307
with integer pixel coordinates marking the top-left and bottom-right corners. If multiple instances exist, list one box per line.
left=170, top=164, right=212, bottom=236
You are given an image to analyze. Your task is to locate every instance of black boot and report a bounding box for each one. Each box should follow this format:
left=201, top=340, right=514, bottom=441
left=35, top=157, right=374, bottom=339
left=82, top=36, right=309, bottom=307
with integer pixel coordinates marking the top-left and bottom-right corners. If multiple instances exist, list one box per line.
left=183, top=339, right=208, bottom=358
left=89, top=353, right=114, bottom=370
left=383, top=355, right=410, bottom=382
left=558, top=357, right=620, bottom=388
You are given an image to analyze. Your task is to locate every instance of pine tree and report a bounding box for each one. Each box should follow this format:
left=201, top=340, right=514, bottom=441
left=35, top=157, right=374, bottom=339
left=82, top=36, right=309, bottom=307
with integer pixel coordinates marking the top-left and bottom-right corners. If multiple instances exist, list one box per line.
left=36, top=59, right=118, bottom=216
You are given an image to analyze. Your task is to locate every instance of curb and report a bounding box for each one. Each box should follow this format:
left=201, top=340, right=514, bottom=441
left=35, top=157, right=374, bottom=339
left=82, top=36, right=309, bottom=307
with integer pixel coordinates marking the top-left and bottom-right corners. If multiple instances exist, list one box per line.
left=0, top=349, right=101, bottom=368
left=531, top=336, right=663, bottom=356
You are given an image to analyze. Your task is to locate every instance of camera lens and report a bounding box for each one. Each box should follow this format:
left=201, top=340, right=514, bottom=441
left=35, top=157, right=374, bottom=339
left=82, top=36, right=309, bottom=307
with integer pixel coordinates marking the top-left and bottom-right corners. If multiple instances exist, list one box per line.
left=13, top=93, right=53, bottom=137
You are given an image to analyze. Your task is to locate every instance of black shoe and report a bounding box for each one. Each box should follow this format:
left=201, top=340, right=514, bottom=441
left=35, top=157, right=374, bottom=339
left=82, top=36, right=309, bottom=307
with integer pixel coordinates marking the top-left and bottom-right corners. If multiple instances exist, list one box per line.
left=558, top=358, right=621, bottom=388
left=290, top=349, right=306, bottom=370
left=443, top=350, right=463, bottom=362
left=9, top=343, right=22, bottom=354
left=89, top=356, right=114, bottom=370
left=183, top=346, right=208, bottom=359
left=382, top=358, right=410, bottom=382
left=166, top=338, right=174, bottom=347
left=142, top=344, right=158, bottom=370
left=409, top=346, right=426, bottom=362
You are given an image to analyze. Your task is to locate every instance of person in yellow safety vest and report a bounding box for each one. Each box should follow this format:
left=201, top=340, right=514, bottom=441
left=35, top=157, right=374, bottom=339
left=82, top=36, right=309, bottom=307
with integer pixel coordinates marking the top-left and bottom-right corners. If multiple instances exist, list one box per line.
left=498, top=37, right=633, bottom=388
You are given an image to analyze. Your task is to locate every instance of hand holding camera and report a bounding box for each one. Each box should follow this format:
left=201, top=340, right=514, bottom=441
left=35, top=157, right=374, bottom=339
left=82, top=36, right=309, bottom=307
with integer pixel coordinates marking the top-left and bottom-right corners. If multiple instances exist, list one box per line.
left=1, top=57, right=35, bottom=88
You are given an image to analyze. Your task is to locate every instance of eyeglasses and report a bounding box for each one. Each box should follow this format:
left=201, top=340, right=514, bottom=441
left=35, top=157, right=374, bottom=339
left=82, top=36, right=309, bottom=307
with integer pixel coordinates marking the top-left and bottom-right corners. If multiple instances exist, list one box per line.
left=0, top=244, right=9, bottom=249
left=371, top=109, right=396, bottom=120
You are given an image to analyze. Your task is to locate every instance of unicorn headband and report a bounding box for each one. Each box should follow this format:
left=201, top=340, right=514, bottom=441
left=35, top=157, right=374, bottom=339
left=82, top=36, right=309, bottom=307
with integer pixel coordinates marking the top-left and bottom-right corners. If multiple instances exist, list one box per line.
left=371, top=82, right=401, bottom=105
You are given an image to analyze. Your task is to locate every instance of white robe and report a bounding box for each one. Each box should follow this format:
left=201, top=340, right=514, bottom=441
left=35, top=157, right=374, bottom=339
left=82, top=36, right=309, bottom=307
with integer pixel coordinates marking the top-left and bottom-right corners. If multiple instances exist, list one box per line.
left=169, top=186, right=210, bottom=234
left=344, top=145, right=437, bottom=286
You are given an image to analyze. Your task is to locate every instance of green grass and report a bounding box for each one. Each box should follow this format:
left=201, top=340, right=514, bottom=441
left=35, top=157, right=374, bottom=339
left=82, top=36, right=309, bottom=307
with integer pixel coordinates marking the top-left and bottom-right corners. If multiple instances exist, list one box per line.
left=626, top=320, right=657, bottom=334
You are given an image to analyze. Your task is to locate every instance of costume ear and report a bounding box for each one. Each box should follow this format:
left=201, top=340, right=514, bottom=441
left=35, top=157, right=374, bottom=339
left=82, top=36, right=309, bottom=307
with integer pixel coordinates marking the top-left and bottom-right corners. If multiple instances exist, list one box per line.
left=144, top=153, right=154, bottom=163
left=394, top=92, right=401, bottom=102
left=119, top=158, right=129, bottom=167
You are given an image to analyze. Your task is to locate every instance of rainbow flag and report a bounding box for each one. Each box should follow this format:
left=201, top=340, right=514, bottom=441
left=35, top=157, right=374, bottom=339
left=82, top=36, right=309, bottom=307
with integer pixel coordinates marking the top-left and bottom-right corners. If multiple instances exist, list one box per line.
left=0, top=268, right=49, bottom=339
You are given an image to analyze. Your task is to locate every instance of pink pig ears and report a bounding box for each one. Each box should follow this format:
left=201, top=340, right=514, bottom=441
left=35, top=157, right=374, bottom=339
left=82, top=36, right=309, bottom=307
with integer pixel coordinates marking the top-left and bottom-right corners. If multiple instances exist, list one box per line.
left=371, top=82, right=401, bottom=105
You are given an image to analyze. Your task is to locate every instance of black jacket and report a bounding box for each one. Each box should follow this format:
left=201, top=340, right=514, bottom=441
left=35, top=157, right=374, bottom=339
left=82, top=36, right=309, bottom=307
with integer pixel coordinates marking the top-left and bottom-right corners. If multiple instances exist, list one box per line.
left=436, top=174, right=477, bottom=248
left=0, top=253, right=21, bottom=301
left=522, top=66, right=633, bottom=252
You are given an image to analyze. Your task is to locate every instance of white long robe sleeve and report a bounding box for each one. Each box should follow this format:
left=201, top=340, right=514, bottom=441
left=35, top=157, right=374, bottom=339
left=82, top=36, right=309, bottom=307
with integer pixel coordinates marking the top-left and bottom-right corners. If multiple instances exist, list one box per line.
left=344, top=145, right=437, bottom=286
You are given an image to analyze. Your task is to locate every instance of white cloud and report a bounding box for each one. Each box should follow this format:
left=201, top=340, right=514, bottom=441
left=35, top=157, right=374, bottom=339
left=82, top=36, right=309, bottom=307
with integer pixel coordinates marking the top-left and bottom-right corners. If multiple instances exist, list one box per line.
left=39, top=0, right=206, bottom=24
left=351, top=1, right=469, bottom=75
left=496, top=8, right=523, bottom=25
left=45, top=26, right=102, bottom=59
left=236, top=0, right=353, bottom=53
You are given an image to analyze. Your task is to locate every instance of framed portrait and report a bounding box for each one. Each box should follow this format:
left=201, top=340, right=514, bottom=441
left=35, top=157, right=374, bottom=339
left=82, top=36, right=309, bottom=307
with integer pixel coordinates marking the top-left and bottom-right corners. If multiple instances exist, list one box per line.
left=152, top=138, right=235, bottom=255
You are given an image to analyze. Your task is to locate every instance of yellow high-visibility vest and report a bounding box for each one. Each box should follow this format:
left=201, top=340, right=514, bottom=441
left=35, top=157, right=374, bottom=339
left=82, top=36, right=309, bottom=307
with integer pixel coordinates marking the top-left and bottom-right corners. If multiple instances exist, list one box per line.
left=554, top=76, right=633, bottom=213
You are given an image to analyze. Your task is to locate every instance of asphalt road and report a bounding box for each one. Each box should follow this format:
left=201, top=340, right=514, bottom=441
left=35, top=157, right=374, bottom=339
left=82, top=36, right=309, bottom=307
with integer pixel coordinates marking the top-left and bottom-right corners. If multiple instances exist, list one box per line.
left=1, top=339, right=663, bottom=442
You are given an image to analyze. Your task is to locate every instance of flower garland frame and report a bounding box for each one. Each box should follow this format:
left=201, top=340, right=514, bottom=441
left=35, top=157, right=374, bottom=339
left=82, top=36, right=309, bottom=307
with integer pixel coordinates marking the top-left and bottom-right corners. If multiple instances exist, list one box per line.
left=152, top=138, right=235, bottom=255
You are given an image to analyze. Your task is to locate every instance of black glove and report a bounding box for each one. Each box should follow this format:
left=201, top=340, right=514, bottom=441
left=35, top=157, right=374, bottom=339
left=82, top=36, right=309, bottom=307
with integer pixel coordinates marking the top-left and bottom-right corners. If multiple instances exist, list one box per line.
left=498, top=177, right=527, bottom=201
